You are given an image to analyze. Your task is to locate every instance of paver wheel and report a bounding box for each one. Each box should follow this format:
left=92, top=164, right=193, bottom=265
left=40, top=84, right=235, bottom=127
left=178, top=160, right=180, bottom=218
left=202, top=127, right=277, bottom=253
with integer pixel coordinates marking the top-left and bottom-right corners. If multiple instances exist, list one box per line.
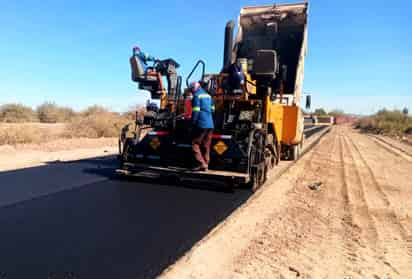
left=120, top=138, right=133, bottom=169
left=247, top=131, right=268, bottom=192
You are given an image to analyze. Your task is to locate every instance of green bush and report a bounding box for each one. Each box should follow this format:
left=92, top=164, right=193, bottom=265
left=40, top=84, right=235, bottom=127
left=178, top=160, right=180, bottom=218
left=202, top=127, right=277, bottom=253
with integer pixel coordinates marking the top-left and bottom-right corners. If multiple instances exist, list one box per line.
left=0, top=103, right=38, bottom=123
left=36, top=102, right=76, bottom=123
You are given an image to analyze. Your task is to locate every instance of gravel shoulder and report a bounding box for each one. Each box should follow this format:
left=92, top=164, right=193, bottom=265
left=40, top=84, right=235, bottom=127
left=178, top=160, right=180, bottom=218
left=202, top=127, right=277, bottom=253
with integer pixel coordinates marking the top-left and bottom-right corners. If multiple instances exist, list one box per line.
left=160, top=126, right=412, bottom=279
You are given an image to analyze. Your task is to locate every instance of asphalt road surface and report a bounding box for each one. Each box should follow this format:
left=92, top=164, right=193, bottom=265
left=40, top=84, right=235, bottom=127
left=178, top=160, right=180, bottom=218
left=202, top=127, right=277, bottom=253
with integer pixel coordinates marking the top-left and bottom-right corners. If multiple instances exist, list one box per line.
left=0, top=158, right=252, bottom=279
left=0, top=126, right=326, bottom=279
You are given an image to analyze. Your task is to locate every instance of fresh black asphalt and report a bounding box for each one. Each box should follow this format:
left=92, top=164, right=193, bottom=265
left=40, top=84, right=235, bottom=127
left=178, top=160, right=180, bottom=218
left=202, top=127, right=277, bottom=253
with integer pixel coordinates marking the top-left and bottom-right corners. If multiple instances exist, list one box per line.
left=0, top=126, right=325, bottom=279
left=0, top=158, right=251, bottom=279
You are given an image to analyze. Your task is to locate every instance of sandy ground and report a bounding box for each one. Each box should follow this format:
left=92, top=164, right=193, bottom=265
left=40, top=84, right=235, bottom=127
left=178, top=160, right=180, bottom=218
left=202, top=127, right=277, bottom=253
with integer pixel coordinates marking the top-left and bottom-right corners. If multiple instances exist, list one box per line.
left=160, top=125, right=412, bottom=279
left=0, top=122, right=119, bottom=171
left=0, top=137, right=117, bottom=172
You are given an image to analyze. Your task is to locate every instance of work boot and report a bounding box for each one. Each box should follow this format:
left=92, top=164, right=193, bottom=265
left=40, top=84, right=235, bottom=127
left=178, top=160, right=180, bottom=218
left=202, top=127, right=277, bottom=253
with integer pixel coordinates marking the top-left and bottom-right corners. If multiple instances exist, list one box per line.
left=191, top=165, right=208, bottom=172
left=191, top=165, right=204, bottom=172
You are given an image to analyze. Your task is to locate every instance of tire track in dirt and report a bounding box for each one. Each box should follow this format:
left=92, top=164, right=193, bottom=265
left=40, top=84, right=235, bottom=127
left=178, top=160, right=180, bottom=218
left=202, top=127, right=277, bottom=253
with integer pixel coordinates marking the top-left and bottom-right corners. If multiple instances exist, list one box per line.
left=280, top=127, right=346, bottom=278
left=233, top=127, right=365, bottom=279
left=339, top=132, right=388, bottom=276
left=337, top=132, right=362, bottom=273
left=348, top=133, right=412, bottom=260
left=342, top=133, right=412, bottom=276
left=371, top=135, right=412, bottom=156
left=345, top=136, right=391, bottom=208
left=228, top=127, right=341, bottom=278
left=367, top=135, right=412, bottom=163
left=291, top=127, right=355, bottom=278
left=278, top=128, right=343, bottom=277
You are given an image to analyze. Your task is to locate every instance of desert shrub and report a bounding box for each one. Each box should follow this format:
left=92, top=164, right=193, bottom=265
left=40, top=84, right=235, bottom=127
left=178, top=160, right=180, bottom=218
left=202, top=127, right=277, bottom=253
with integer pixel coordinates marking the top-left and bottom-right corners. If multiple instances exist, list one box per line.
left=65, top=108, right=128, bottom=138
left=355, top=109, right=412, bottom=135
left=0, top=103, right=38, bottom=123
left=313, top=108, right=328, bottom=116
left=81, top=105, right=110, bottom=117
left=0, top=125, right=46, bottom=145
left=122, top=104, right=146, bottom=121
left=328, top=109, right=345, bottom=117
left=36, top=102, right=76, bottom=123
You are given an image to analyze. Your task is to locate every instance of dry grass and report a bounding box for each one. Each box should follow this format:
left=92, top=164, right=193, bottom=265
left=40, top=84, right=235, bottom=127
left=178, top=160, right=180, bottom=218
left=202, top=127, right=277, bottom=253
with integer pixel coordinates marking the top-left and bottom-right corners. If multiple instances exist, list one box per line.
left=0, top=104, right=38, bottom=123
left=0, top=113, right=129, bottom=145
left=0, top=103, right=144, bottom=145
left=355, top=109, right=412, bottom=136
left=0, top=125, right=48, bottom=145
left=64, top=111, right=129, bottom=138
left=36, top=102, right=75, bottom=123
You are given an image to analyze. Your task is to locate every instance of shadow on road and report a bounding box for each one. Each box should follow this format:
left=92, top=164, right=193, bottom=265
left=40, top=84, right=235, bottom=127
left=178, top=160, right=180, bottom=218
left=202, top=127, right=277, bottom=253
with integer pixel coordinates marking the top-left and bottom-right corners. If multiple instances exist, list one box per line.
left=0, top=154, right=252, bottom=279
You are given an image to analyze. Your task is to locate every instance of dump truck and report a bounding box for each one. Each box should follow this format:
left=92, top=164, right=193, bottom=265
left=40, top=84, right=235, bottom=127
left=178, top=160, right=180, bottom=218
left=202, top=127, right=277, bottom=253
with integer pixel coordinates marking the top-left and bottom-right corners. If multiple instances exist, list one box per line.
left=119, top=2, right=310, bottom=191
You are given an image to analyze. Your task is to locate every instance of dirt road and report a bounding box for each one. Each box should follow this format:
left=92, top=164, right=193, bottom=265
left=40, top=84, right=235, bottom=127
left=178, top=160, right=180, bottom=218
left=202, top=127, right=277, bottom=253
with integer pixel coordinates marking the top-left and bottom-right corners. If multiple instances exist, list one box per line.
left=0, top=137, right=117, bottom=171
left=161, top=126, right=412, bottom=279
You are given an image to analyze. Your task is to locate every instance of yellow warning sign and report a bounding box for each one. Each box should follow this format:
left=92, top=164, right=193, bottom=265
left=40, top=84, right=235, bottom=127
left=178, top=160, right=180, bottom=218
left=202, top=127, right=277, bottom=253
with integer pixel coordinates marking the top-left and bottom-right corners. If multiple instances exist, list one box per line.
left=150, top=137, right=161, bottom=150
left=213, top=140, right=228, bottom=155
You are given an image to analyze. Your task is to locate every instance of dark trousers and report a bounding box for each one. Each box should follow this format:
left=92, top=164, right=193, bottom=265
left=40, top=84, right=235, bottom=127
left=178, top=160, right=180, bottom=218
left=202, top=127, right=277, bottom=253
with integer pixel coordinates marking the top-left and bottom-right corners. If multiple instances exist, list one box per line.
left=192, top=128, right=213, bottom=167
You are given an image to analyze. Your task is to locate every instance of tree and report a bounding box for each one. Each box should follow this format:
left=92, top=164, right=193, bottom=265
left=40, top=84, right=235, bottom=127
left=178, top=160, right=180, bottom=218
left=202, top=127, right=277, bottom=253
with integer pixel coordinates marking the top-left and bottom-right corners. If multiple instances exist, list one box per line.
left=402, top=107, right=409, bottom=115
left=36, top=102, right=75, bottom=123
left=313, top=108, right=327, bottom=116
left=328, top=109, right=345, bottom=117
left=82, top=105, right=109, bottom=117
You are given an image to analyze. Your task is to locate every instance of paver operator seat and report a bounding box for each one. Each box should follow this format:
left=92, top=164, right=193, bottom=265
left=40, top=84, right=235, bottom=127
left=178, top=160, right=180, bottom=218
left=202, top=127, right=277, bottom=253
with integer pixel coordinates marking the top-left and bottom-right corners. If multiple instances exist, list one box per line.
left=130, top=54, right=180, bottom=100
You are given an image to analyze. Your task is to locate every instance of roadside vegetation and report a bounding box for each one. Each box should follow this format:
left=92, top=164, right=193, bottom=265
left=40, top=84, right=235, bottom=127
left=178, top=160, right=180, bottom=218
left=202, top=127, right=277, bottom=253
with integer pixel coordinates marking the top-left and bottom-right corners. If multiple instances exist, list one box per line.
left=0, top=104, right=38, bottom=123
left=312, top=108, right=345, bottom=117
left=0, top=125, right=47, bottom=145
left=36, top=102, right=75, bottom=123
left=0, top=103, right=142, bottom=145
left=355, top=108, right=412, bottom=136
left=65, top=106, right=129, bottom=138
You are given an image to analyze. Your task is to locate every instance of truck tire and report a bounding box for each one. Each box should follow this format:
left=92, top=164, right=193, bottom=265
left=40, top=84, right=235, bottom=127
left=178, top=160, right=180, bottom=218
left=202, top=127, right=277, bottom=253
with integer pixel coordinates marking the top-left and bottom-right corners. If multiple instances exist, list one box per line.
left=289, top=144, right=300, bottom=161
left=247, top=131, right=267, bottom=192
left=265, top=147, right=276, bottom=170
left=120, top=138, right=132, bottom=169
left=247, top=164, right=267, bottom=193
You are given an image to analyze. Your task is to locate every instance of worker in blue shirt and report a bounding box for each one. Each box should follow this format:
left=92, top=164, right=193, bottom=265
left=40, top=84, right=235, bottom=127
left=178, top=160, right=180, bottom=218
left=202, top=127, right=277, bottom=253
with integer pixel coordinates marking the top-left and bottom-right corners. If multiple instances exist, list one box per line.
left=133, top=46, right=157, bottom=74
left=190, top=82, right=215, bottom=171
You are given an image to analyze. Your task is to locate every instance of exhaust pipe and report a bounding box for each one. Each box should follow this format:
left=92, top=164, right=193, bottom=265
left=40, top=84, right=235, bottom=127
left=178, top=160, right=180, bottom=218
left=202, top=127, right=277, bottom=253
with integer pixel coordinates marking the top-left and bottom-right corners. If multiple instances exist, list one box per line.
left=223, top=20, right=235, bottom=71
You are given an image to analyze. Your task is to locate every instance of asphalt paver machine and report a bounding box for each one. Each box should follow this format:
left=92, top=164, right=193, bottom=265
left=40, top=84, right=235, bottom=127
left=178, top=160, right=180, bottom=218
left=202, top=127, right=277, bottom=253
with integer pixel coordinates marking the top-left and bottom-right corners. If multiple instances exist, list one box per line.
left=119, top=2, right=310, bottom=191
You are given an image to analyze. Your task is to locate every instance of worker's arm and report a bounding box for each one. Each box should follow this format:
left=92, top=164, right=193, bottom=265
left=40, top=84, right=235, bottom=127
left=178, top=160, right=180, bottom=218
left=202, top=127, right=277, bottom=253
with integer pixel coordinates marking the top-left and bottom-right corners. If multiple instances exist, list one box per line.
left=191, top=94, right=200, bottom=124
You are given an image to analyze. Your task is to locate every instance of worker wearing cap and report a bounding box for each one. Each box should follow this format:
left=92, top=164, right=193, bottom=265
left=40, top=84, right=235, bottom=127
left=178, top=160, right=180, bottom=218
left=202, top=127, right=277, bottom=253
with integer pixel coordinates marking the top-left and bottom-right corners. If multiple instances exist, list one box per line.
left=190, top=82, right=215, bottom=171
left=133, top=46, right=157, bottom=74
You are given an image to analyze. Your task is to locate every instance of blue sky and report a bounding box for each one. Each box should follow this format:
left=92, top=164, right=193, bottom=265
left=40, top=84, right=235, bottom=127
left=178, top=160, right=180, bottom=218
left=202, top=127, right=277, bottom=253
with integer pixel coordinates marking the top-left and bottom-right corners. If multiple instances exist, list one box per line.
left=0, top=0, right=410, bottom=114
